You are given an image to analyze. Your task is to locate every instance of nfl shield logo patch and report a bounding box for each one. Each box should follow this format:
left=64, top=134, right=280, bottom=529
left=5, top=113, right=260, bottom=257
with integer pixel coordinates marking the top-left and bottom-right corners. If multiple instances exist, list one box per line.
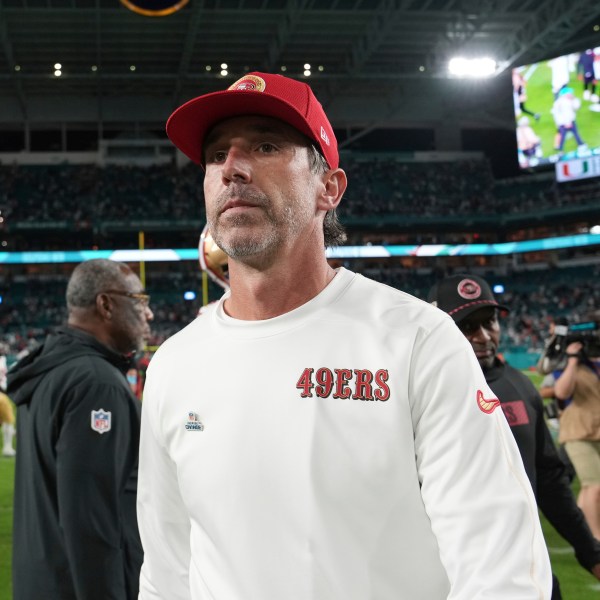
left=91, top=409, right=112, bottom=434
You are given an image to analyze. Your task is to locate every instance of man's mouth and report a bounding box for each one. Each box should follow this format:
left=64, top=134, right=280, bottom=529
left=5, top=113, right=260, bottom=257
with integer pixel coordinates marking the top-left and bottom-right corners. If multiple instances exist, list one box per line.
left=221, top=198, right=260, bottom=214
left=474, top=347, right=495, bottom=358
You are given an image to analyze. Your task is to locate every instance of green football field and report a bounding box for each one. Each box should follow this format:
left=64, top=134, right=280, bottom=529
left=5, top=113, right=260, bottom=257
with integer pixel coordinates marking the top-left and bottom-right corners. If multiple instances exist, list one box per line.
left=0, top=459, right=12, bottom=600
left=1, top=377, right=600, bottom=598
left=519, top=59, right=600, bottom=158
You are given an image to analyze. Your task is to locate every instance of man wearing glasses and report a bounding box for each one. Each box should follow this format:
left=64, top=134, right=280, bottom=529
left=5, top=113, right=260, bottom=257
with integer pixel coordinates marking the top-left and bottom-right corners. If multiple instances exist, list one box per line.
left=7, top=258, right=153, bottom=600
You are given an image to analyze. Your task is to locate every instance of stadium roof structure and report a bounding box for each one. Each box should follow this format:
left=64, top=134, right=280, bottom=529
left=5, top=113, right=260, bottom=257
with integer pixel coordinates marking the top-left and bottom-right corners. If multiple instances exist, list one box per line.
left=0, top=0, right=599, bottom=136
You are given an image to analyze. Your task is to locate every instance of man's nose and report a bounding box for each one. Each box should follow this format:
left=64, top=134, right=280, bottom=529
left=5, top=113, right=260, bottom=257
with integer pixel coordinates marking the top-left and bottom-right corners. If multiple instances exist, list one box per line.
left=221, top=148, right=251, bottom=184
left=472, top=325, right=491, bottom=341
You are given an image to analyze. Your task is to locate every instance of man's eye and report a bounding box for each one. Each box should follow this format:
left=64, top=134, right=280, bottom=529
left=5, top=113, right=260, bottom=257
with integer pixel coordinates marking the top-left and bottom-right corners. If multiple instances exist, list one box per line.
left=258, top=143, right=276, bottom=153
left=206, top=150, right=227, bottom=163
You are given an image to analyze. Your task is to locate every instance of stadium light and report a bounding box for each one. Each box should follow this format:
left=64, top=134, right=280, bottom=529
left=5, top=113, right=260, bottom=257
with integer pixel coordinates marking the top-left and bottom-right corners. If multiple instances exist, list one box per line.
left=448, top=57, right=496, bottom=78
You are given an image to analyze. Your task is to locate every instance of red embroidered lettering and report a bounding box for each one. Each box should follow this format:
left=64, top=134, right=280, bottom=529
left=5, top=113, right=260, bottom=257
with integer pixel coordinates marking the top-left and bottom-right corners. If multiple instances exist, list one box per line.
left=353, top=369, right=374, bottom=400
left=315, top=368, right=334, bottom=398
left=374, top=369, right=390, bottom=401
left=296, top=368, right=314, bottom=398
left=333, top=368, right=353, bottom=399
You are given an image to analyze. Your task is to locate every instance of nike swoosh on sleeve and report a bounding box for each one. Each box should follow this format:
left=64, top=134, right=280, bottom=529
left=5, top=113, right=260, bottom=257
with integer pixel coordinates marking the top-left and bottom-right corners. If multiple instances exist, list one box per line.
left=476, top=389, right=501, bottom=414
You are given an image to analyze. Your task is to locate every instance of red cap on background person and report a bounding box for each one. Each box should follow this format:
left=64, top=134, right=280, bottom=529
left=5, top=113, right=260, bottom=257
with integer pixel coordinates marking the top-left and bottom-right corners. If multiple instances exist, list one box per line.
left=166, top=72, right=338, bottom=169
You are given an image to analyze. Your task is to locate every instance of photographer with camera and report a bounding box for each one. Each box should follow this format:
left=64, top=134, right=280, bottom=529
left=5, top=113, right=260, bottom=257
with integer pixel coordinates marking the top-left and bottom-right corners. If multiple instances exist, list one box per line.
left=555, top=319, right=600, bottom=539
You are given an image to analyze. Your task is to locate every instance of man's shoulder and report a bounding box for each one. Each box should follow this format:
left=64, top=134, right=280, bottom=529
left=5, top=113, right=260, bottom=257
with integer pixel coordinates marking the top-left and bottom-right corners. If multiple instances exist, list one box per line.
left=151, top=311, right=209, bottom=363
left=507, top=362, right=536, bottom=384
left=49, top=352, right=126, bottom=387
left=348, top=272, right=452, bottom=330
left=501, top=362, right=542, bottom=401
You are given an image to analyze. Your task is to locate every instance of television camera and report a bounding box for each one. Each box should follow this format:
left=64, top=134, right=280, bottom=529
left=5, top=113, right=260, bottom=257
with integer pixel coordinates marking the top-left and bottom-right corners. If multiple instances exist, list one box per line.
left=537, top=319, right=600, bottom=375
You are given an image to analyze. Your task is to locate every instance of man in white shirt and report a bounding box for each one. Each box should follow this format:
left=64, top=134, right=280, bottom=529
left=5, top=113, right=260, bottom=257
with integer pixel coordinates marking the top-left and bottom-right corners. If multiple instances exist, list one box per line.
left=137, top=72, right=552, bottom=600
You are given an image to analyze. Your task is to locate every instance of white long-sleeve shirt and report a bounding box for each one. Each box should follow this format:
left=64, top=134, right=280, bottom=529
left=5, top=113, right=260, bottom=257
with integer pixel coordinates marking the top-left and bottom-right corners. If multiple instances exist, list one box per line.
left=138, top=268, right=551, bottom=599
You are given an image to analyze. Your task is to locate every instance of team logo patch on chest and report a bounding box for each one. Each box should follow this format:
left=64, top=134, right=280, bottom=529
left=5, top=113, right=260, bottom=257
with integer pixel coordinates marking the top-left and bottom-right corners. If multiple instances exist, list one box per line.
left=91, top=409, right=112, bottom=434
left=185, top=412, right=204, bottom=431
left=501, top=401, right=530, bottom=426
left=296, top=368, right=390, bottom=401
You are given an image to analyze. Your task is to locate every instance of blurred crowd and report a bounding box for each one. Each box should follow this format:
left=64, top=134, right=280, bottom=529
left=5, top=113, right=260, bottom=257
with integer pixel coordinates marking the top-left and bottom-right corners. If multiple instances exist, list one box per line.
left=1, top=158, right=599, bottom=359
left=2, top=262, right=598, bottom=359
left=0, top=163, right=204, bottom=224
left=1, top=160, right=599, bottom=237
left=361, top=263, right=600, bottom=352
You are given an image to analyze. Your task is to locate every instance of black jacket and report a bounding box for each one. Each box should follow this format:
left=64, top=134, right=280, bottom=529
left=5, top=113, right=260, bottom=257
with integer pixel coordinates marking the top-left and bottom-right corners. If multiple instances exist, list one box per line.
left=7, top=326, right=143, bottom=600
left=485, top=358, right=600, bottom=572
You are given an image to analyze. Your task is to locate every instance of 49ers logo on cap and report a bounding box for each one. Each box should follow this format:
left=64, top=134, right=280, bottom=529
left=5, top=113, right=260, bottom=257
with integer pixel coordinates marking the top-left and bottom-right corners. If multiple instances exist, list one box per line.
left=228, top=74, right=266, bottom=92
left=457, top=278, right=481, bottom=300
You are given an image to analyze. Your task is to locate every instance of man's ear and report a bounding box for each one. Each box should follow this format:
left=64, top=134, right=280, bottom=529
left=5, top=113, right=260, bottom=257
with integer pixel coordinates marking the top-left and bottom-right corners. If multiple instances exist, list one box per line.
left=317, top=168, right=347, bottom=212
left=96, top=293, right=112, bottom=320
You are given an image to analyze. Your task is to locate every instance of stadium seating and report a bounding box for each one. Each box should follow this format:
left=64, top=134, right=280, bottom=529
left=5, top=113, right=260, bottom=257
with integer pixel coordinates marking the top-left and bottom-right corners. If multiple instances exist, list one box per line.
left=1, top=158, right=599, bottom=359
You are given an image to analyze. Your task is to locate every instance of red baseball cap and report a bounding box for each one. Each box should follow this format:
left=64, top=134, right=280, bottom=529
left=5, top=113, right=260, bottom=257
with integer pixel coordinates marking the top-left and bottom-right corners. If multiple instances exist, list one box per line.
left=166, top=72, right=339, bottom=169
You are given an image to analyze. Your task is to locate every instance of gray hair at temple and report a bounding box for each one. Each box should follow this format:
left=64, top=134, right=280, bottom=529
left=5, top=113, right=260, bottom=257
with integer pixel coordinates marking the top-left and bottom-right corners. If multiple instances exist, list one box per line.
left=308, top=145, right=347, bottom=248
left=66, top=259, right=133, bottom=309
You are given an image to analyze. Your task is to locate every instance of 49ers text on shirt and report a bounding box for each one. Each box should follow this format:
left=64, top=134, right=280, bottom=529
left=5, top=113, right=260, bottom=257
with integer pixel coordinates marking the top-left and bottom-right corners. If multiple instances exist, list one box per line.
left=296, top=368, right=390, bottom=401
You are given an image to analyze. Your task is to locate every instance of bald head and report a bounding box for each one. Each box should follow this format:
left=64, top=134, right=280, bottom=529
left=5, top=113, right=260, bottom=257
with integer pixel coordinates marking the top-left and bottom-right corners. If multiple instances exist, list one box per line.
left=66, top=259, right=134, bottom=312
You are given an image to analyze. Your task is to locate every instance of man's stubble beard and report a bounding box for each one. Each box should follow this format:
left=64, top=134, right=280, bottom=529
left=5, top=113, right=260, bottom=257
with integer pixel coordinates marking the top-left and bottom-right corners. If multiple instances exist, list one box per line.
left=209, top=187, right=312, bottom=260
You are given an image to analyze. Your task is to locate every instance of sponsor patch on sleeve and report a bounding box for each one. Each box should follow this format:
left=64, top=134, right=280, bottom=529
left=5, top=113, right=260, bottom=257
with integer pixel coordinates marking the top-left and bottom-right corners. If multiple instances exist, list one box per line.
left=501, top=400, right=530, bottom=426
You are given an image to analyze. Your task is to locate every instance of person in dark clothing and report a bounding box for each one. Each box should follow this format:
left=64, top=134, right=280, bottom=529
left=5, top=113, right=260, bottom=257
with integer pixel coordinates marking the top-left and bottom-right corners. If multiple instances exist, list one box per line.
left=7, top=258, right=153, bottom=600
left=429, top=274, right=600, bottom=600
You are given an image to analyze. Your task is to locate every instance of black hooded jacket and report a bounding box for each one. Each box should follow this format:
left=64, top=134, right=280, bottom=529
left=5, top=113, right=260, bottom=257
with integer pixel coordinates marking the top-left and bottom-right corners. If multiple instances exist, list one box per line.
left=7, top=326, right=143, bottom=600
left=485, top=357, right=600, bottom=573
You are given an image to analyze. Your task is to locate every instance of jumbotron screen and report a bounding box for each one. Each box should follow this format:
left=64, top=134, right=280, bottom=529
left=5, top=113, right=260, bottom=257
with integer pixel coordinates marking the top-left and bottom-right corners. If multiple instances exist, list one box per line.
left=512, top=47, right=600, bottom=171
